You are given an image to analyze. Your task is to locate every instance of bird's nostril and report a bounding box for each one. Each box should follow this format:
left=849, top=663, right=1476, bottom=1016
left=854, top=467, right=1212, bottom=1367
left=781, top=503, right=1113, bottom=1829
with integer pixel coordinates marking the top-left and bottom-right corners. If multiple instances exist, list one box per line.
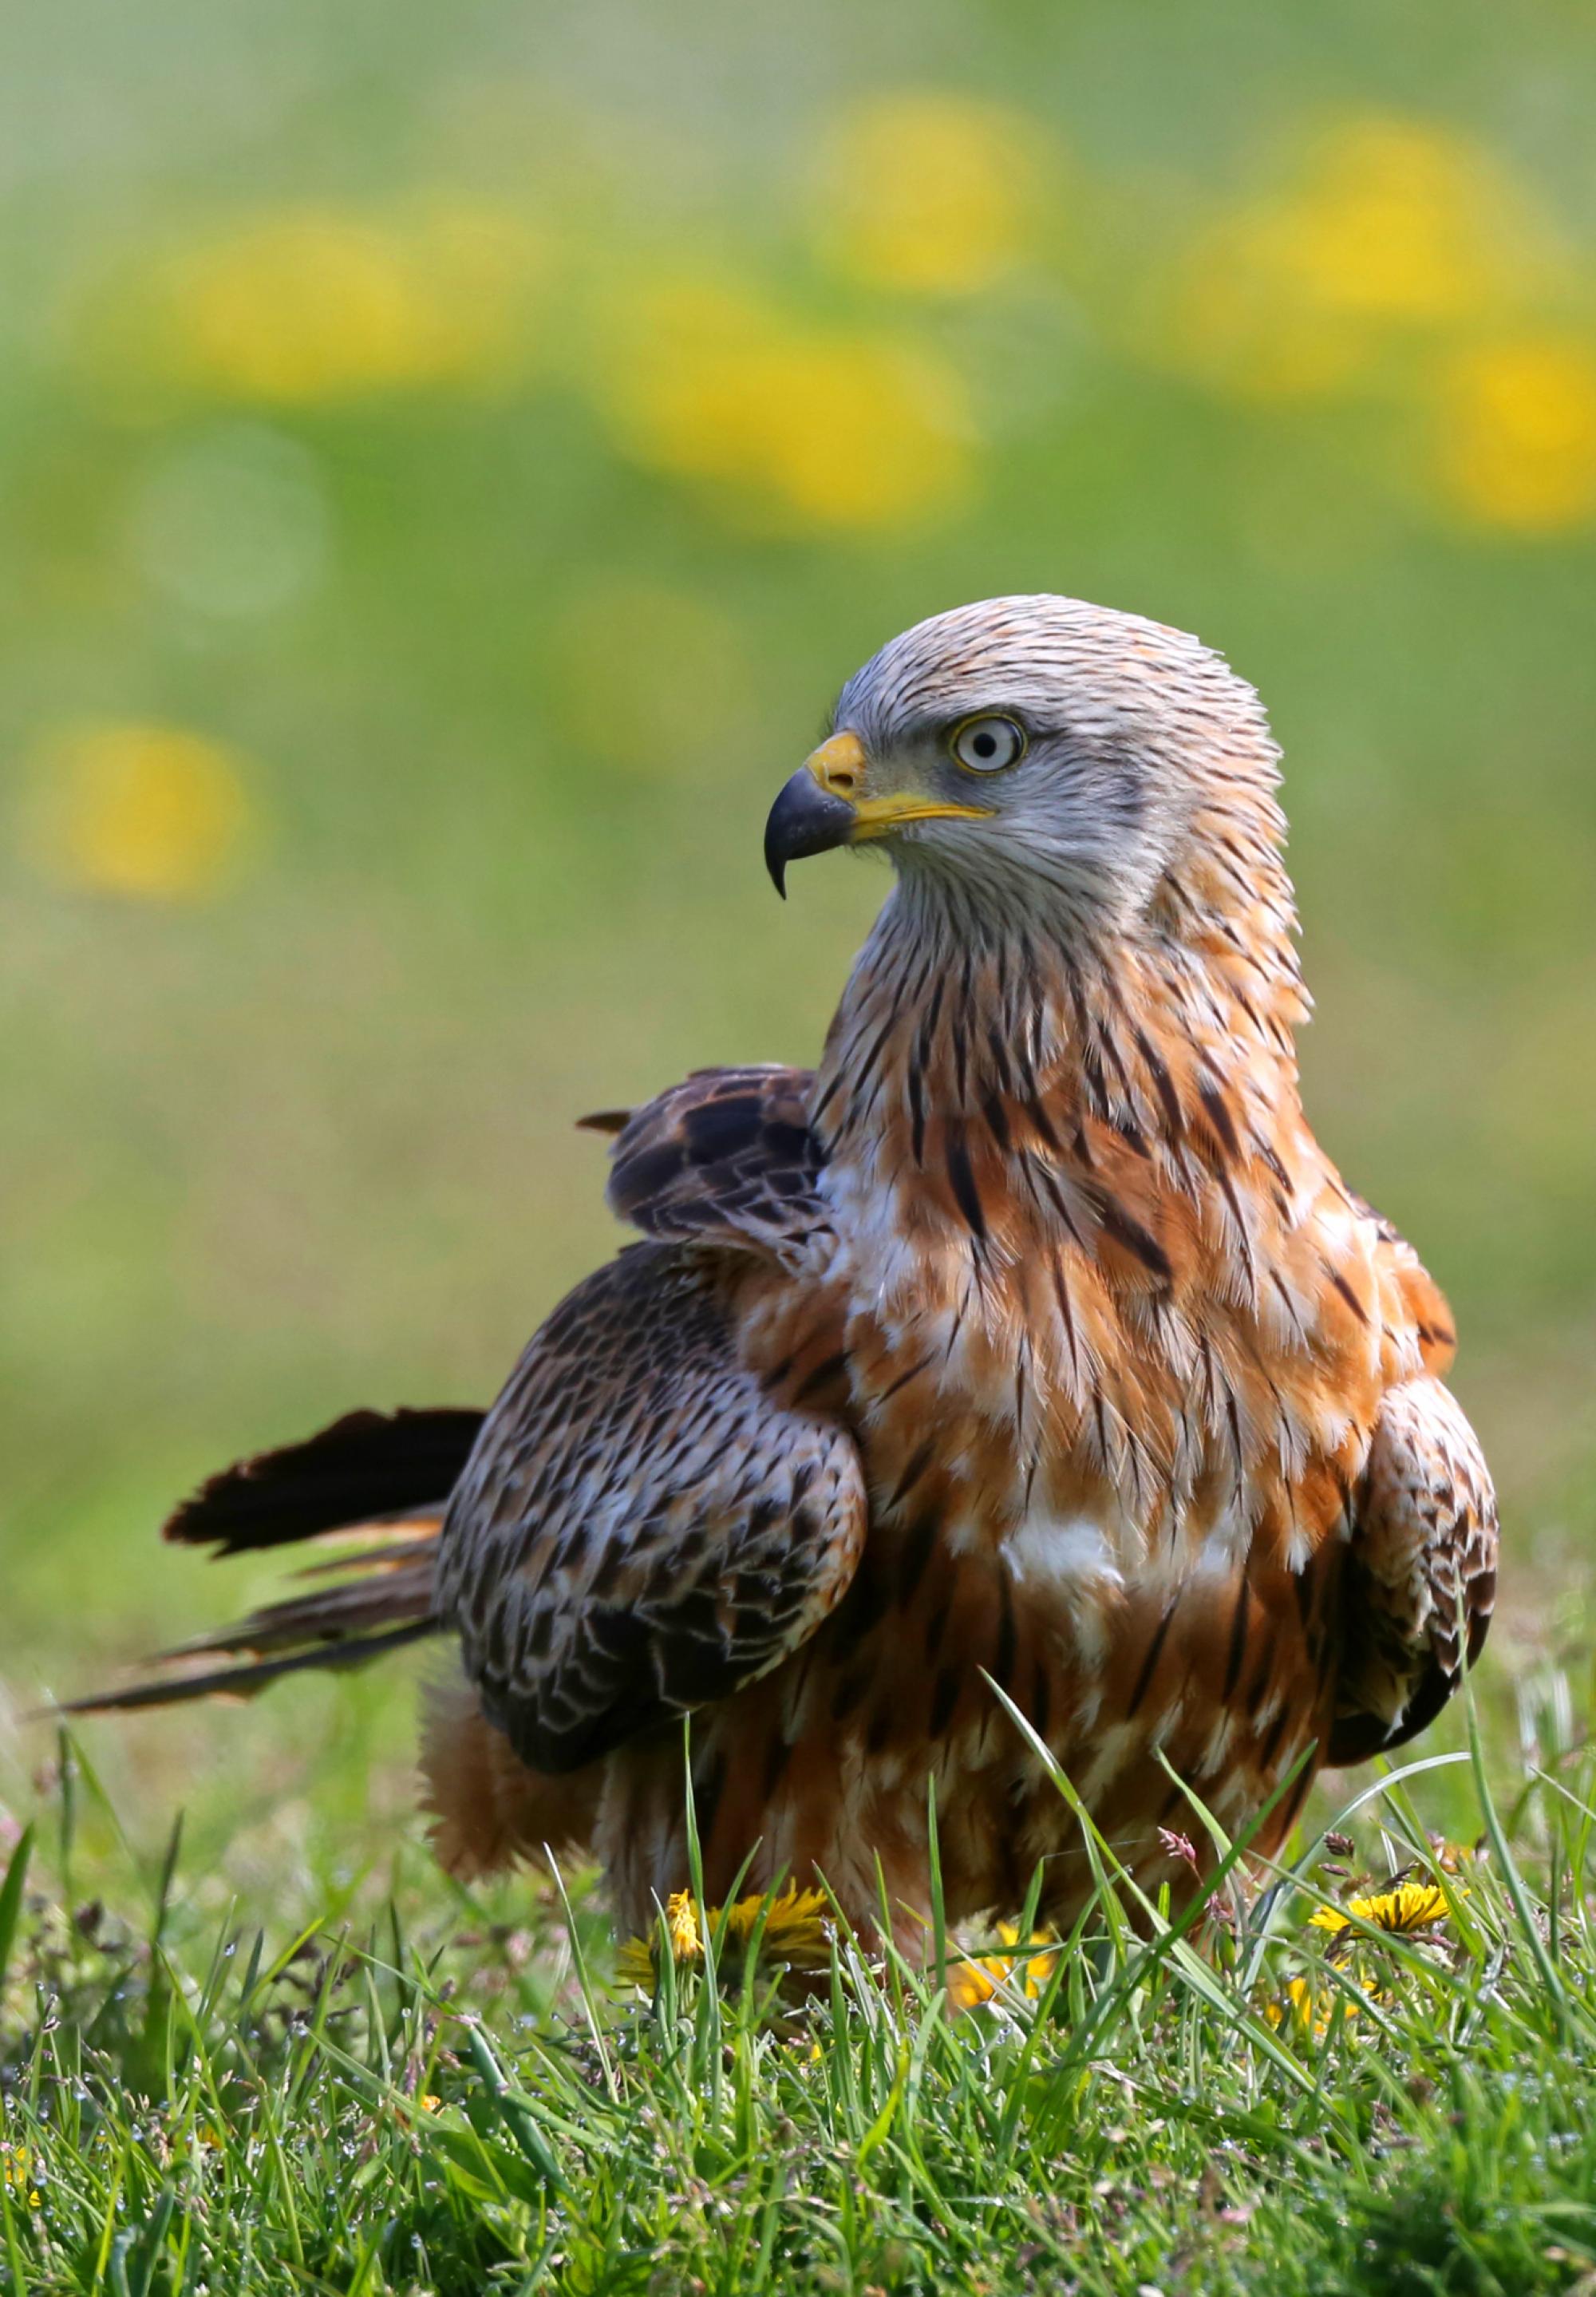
left=805, top=731, right=868, bottom=805
left=812, top=762, right=861, bottom=801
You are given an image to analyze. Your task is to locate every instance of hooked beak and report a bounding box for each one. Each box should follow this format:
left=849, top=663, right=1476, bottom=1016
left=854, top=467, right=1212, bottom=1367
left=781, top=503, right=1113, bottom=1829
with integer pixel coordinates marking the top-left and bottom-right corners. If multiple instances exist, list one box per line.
left=763, top=731, right=993, bottom=897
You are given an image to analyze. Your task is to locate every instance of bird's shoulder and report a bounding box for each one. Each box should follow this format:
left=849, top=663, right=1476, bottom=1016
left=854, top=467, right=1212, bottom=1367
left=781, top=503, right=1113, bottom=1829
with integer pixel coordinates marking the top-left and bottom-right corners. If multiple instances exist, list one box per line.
left=1344, top=1186, right=1458, bottom=1378
left=582, top=1065, right=831, bottom=1268
left=1279, top=1158, right=1461, bottom=1391
left=436, top=1240, right=867, bottom=1774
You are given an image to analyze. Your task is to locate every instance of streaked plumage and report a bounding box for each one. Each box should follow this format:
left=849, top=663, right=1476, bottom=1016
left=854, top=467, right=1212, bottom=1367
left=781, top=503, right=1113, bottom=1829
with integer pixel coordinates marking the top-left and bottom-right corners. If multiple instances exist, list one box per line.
left=74, top=595, right=1498, bottom=1945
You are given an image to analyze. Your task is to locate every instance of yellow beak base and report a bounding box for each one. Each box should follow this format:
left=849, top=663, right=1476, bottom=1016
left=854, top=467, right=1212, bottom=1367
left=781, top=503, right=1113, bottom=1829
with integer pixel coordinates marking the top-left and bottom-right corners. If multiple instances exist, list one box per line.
left=764, top=730, right=992, bottom=894
left=804, top=730, right=993, bottom=838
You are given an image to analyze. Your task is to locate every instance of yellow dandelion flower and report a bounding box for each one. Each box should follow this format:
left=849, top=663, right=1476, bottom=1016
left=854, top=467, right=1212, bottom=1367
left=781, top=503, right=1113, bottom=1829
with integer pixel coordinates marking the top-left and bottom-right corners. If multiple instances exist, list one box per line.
left=168, top=212, right=429, bottom=401
left=594, top=274, right=974, bottom=532
left=1262, top=115, right=1536, bottom=325
left=2, top=2142, right=41, bottom=2208
left=718, top=1885, right=832, bottom=1966
left=616, top=1884, right=832, bottom=1990
left=812, top=90, right=1052, bottom=295
left=612, top=1936, right=661, bottom=1990
left=949, top=1923, right=1060, bottom=2012
left=1164, top=112, right=1555, bottom=404
left=1309, top=1881, right=1452, bottom=1937
left=1432, top=334, right=1596, bottom=532
left=546, top=580, right=755, bottom=777
left=1167, top=212, right=1374, bottom=402
left=20, top=721, right=259, bottom=902
left=402, top=198, right=551, bottom=391
left=1264, top=1973, right=1378, bottom=2038
left=667, top=1890, right=703, bottom=1963
left=77, top=200, right=548, bottom=409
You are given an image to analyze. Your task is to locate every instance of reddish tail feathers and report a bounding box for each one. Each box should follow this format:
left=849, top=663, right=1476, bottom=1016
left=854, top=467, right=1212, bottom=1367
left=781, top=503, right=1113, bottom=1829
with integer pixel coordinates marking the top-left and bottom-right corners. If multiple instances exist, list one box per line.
left=62, top=1406, right=484, bottom=1713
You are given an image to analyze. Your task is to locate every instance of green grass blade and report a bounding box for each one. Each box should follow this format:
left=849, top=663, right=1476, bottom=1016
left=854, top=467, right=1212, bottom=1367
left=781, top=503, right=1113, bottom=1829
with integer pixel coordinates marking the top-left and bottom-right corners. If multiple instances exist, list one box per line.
left=0, top=1824, right=34, bottom=2006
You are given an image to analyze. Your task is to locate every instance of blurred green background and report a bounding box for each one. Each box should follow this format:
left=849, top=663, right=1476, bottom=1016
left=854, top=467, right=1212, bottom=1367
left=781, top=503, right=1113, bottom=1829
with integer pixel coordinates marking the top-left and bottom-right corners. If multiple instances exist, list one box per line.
left=2, top=0, right=1594, bottom=1871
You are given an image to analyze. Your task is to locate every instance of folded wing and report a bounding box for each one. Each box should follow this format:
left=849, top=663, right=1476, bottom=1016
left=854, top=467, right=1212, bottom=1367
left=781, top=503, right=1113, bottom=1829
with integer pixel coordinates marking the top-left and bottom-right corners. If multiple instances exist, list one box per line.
left=435, top=1242, right=866, bottom=1774
left=1329, top=1374, right=1499, bottom=1764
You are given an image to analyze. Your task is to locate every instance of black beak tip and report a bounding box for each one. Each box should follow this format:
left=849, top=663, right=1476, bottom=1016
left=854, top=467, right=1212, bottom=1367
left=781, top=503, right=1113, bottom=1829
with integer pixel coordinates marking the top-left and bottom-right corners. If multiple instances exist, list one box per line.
left=763, top=771, right=855, bottom=901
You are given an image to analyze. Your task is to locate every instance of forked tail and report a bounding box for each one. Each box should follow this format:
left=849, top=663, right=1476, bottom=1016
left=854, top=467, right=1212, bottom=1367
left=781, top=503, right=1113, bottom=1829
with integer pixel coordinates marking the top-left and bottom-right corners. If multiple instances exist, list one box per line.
left=62, top=1406, right=484, bottom=1712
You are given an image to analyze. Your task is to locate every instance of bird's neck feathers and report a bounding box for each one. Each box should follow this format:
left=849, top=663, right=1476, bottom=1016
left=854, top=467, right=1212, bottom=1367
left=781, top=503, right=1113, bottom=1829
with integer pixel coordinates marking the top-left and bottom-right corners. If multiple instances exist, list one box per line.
left=811, top=818, right=1310, bottom=1182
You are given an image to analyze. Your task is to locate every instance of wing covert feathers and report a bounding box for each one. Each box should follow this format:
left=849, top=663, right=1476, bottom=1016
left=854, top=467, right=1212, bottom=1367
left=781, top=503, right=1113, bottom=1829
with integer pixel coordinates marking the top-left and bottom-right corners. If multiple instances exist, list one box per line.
left=73, top=603, right=1505, bottom=1947
left=602, top=1066, right=828, bottom=1266
left=1329, top=1374, right=1499, bottom=1765
left=435, top=1243, right=867, bottom=1775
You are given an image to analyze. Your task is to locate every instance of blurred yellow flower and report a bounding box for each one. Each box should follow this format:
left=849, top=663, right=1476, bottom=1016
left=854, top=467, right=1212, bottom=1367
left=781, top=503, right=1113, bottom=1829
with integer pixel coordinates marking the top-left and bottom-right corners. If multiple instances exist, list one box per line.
left=595, top=276, right=974, bottom=531
left=1433, top=336, right=1596, bottom=532
left=1167, top=217, right=1372, bottom=402
left=21, top=722, right=258, bottom=902
left=1267, top=117, right=1532, bottom=325
left=84, top=200, right=547, bottom=407
left=615, top=1884, right=832, bottom=1988
left=948, top=1923, right=1059, bottom=2011
left=812, top=90, right=1050, bottom=295
left=2, top=2141, right=41, bottom=2208
left=1264, top=1973, right=1376, bottom=2038
left=1167, top=113, right=1554, bottom=403
left=547, top=579, right=756, bottom=776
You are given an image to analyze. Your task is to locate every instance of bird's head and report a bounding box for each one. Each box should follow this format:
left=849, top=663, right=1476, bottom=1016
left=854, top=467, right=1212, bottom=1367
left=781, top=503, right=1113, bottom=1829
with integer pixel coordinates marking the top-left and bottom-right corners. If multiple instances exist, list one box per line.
left=764, top=595, right=1289, bottom=946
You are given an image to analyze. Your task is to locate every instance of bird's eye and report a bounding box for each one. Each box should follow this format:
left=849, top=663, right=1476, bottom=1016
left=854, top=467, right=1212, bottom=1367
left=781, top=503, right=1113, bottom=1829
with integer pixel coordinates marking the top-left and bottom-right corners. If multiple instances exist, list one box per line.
left=950, top=714, right=1026, bottom=774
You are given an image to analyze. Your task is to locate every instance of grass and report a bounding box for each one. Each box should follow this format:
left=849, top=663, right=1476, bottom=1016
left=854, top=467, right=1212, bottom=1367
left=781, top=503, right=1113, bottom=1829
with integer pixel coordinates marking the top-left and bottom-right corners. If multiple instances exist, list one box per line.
left=3, top=4, right=1595, bottom=2289
left=4, top=1666, right=1596, bottom=2297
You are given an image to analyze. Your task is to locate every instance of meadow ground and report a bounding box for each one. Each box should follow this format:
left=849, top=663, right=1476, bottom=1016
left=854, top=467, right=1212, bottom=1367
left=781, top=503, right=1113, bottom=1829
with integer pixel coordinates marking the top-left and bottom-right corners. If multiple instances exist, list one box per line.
left=3, top=1669, right=1596, bottom=2295
left=4, top=2, right=1596, bottom=2290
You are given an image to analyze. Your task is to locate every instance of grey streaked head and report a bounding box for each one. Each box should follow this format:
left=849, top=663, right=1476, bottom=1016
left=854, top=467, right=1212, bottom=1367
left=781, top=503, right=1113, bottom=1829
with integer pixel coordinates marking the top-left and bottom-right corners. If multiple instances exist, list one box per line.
left=764, top=595, right=1286, bottom=935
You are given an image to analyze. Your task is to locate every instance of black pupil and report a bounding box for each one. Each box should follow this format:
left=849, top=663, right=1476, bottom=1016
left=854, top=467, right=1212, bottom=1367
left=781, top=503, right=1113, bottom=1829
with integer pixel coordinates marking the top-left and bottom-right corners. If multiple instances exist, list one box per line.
left=974, top=731, right=998, bottom=757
